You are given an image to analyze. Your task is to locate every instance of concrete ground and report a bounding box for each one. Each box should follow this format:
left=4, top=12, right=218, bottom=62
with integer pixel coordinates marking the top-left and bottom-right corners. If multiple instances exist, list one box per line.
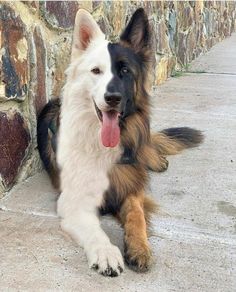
left=1, top=34, right=236, bottom=291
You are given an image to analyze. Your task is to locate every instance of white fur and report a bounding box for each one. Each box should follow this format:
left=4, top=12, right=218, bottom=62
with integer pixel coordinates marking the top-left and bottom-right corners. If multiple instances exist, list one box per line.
left=57, top=10, right=124, bottom=276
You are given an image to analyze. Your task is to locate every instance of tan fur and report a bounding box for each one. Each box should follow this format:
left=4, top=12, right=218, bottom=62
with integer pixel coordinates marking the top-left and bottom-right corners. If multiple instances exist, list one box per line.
left=109, top=164, right=147, bottom=198
left=119, top=191, right=152, bottom=271
left=151, top=132, right=186, bottom=155
left=143, top=195, right=158, bottom=223
left=121, top=109, right=149, bottom=148
left=138, top=144, right=169, bottom=172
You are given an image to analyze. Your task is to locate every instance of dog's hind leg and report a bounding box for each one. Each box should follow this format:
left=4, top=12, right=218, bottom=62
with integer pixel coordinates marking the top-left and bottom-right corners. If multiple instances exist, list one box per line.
left=118, top=191, right=152, bottom=272
left=138, top=145, right=169, bottom=173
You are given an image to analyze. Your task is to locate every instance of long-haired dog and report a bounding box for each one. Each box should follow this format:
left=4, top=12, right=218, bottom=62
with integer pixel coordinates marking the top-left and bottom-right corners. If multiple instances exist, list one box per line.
left=37, top=8, right=203, bottom=277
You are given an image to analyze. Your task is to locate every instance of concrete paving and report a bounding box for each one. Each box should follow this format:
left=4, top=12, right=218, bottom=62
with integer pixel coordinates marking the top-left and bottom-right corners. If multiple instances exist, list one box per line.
left=1, top=34, right=236, bottom=291
left=188, top=33, right=236, bottom=75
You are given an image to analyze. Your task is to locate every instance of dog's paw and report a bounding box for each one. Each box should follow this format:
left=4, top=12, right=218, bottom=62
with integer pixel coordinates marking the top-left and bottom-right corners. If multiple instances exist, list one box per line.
left=87, top=244, right=124, bottom=277
left=124, top=239, right=152, bottom=272
left=147, top=155, right=169, bottom=173
left=158, top=156, right=169, bottom=172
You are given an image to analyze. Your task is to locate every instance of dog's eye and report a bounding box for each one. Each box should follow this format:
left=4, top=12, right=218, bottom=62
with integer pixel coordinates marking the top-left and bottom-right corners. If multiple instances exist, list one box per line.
left=91, top=67, right=101, bottom=75
left=121, top=66, right=129, bottom=74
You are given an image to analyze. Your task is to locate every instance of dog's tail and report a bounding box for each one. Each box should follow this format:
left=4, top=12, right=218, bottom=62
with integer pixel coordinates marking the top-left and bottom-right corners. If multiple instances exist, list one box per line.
left=37, top=98, right=61, bottom=191
left=151, top=127, right=204, bottom=155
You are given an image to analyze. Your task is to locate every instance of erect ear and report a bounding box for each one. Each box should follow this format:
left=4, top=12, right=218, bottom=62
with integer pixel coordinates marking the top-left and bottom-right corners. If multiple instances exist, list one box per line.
left=120, top=8, right=150, bottom=52
left=71, top=9, right=104, bottom=58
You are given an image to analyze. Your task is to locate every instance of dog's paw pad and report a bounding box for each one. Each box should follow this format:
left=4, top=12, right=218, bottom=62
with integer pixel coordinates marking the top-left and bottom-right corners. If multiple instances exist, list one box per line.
left=88, top=244, right=124, bottom=277
left=101, top=265, right=121, bottom=277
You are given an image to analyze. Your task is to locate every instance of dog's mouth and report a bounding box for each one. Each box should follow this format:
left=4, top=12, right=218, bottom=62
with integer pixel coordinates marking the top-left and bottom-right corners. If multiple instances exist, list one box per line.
left=94, top=102, right=121, bottom=148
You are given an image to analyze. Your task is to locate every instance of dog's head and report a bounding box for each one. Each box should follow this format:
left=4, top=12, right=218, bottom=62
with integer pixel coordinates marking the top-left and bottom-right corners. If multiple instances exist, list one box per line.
left=70, top=8, right=152, bottom=148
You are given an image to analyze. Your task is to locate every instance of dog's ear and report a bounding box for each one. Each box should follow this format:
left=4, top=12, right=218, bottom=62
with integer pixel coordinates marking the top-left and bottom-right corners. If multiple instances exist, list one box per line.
left=72, top=9, right=104, bottom=58
left=120, top=8, right=150, bottom=52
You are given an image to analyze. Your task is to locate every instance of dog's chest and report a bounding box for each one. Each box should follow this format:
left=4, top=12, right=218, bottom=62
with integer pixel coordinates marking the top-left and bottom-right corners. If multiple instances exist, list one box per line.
left=58, top=144, right=122, bottom=217
left=57, top=109, right=122, bottom=215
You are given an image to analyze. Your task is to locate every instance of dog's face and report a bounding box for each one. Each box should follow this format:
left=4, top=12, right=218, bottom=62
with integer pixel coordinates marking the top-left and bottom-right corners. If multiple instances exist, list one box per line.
left=70, top=8, right=151, bottom=148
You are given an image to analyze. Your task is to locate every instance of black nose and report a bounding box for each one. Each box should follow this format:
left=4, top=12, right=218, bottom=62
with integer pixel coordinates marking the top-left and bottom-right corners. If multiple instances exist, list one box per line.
left=104, top=92, right=122, bottom=107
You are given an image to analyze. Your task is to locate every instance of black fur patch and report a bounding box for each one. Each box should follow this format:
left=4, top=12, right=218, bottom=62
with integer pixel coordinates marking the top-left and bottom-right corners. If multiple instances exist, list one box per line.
left=107, top=43, right=139, bottom=119
left=162, top=127, right=204, bottom=147
left=99, top=187, right=121, bottom=215
left=37, top=98, right=60, bottom=173
left=120, top=8, right=151, bottom=53
left=119, top=147, right=137, bottom=165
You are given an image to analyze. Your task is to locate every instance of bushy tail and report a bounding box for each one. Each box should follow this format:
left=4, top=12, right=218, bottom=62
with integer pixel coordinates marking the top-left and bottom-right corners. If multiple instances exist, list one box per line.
left=151, top=127, right=204, bottom=155
left=37, top=98, right=61, bottom=190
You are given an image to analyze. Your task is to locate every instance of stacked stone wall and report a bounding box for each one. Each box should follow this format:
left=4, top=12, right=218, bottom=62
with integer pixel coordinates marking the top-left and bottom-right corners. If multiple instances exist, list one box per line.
left=0, top=1, right=235, bottom=196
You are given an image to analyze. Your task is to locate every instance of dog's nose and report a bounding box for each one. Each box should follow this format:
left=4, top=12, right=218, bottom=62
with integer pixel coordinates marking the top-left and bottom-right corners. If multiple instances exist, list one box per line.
left=104, top=92, right=122, bottom=107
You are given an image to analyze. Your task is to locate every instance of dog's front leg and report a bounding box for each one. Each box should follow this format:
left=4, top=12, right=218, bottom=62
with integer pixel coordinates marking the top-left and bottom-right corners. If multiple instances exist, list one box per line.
left=119, top=191, right=152, bottom=272
left=59, top=203, right=124, bottom=277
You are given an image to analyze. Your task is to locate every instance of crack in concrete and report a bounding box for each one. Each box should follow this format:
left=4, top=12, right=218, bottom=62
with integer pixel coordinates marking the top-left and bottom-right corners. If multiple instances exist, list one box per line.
left=0, top=205, right=57, bottom=218
left=1, top=206, right=236, bottom=248
left=186, top=71, right=236, bottom=76
left=152, top=221, right=236, bottom=248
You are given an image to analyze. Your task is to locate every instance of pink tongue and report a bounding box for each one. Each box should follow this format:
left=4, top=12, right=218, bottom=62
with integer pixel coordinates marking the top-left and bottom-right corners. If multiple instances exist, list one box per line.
left=101, top=111, right=120, bottom=147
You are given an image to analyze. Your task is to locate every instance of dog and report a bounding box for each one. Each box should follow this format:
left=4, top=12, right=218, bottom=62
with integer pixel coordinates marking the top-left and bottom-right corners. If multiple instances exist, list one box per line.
left=37, top=8, right=203, bottom=277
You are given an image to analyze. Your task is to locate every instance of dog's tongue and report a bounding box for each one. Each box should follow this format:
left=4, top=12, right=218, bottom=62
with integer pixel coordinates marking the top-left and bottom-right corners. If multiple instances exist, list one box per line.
left=101, top=111, right=120, bottom=147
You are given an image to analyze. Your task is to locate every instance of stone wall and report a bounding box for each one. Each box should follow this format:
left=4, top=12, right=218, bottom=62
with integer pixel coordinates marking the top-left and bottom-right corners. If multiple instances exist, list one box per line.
left=0, top=1, right=236, bottom=196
